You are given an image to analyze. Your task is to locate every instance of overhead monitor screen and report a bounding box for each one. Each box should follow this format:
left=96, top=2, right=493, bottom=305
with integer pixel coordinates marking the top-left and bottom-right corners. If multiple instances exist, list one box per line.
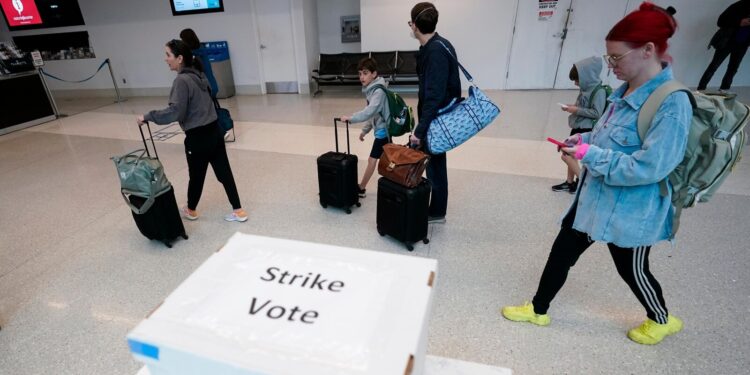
left=170, top=0, right=224, bottom=16
left=0, top=0, right=85, bottom=31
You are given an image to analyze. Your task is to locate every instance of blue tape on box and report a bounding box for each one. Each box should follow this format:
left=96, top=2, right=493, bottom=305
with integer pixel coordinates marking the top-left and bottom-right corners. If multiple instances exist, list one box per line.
left=128, top=339, right=160, bottom=360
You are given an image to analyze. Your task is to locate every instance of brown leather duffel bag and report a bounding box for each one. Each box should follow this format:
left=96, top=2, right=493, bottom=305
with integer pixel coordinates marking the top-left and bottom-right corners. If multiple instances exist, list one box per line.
left=378, top=144, right=430, bottom=188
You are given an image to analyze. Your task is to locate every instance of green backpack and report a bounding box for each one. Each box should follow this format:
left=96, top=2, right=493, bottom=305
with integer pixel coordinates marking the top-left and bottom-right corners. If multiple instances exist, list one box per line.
left=589, top=83, right=613, bottom=114
left=638, top=81, right=749, bottom=237
left=373, top=84, right=414, bottom=137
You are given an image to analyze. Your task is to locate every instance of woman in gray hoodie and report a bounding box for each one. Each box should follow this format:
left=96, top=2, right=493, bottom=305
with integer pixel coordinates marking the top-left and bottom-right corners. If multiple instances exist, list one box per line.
left=137, top=39, right=247, bottom=223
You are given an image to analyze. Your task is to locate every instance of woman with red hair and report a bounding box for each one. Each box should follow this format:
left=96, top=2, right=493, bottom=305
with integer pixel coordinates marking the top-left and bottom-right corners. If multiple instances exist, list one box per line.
left=502, top=2, right=692, bottom=345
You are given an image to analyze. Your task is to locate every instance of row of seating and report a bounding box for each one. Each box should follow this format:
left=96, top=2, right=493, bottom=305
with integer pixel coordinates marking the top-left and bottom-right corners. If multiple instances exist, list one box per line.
left=311, top=50, right=418, bottom=96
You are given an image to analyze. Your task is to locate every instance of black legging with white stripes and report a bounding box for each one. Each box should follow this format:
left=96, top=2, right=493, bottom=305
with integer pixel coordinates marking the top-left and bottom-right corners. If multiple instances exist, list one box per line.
left=531, top=207, right=669, bottom=324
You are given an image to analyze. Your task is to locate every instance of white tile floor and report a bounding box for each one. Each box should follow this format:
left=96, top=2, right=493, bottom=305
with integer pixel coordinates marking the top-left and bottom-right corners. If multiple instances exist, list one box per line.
left=1, top=88, right=749, bottom=374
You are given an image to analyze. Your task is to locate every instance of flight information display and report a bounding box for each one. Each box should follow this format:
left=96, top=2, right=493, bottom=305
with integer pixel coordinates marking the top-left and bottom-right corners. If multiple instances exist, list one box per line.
left=170, top=0, right=224, bottom=16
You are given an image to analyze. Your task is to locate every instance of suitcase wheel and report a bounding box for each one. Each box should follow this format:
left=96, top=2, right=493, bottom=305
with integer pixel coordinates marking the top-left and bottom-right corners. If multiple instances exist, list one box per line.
left=423, top=238, right=430, bottom=244
left=355, top=202, right=361, bottom=207
left=181, top=233, right=189, bottom=240
left=406, top=243, right=414, bottom=251
left=345, top=208, right=352, bottom=214
left=163, top=240, right=173, bottom=248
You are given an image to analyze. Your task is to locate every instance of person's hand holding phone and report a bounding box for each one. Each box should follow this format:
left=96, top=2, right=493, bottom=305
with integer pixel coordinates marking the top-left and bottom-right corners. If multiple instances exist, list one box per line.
left=563, top=105, right=578, bottom=114
left=547, top=134, right=582, bottom=155
left=547, top=137, right=571, bottom=155
left=547, top=137, right=568, bottom=148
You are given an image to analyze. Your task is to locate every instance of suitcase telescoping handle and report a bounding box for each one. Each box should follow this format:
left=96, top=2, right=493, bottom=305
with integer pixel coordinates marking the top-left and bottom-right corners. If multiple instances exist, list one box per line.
left=332, top=117, right=351, bottom=155
left=138, top=121, right=160, bottom=160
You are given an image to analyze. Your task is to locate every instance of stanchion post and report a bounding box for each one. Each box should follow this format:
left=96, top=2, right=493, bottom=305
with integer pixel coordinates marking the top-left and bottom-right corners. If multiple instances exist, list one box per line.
left=38, top=67, right=65, bottom=118
left=107, top=59, right=126, bottom=103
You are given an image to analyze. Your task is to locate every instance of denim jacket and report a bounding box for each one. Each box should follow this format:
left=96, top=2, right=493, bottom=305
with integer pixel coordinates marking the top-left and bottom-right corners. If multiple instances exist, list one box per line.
left=570, top=66, right=692, bottom=248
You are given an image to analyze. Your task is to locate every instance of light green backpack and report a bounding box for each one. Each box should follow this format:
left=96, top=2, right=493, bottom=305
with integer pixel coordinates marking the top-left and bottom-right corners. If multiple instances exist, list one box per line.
left=111, top=149, right=172, bottom=214
left=638, top=81, right=749, bottom=237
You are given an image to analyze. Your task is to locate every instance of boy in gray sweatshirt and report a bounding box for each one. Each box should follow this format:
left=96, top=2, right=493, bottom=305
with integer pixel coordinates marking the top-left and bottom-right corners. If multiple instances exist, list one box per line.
left=340, top=58, right=391, bottom=198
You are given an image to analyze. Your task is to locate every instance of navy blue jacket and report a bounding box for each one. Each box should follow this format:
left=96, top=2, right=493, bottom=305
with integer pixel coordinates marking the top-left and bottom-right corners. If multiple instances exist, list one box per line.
left=717, top=0, right=750, bottom=46
left=415, top=33, right=462, bottom=142
left=193, top=48, right=219, bottom=98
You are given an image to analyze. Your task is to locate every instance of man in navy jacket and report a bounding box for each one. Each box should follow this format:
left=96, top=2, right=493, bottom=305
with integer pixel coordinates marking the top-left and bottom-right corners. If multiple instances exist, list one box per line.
left=408, top=2, right=461, bottom=223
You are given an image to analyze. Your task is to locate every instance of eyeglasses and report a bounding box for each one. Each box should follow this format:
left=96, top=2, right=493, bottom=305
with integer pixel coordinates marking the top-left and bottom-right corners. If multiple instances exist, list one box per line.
left=603, top=49, right=636, bottom=66
left=603, top=48, right=638, bottom=66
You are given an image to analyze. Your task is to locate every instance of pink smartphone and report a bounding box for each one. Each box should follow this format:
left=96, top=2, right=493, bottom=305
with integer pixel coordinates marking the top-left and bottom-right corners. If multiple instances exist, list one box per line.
left=546, top=137, right=568, bottom=147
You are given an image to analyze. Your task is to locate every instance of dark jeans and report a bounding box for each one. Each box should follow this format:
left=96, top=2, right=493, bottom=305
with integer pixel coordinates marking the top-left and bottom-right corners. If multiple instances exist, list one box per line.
left=698, top=43, right=750, bottom=90
left=426, top=151, right=448, bottom=217
left=184, top=121, right=242, bottom=210
left=531, top=207, right=669, bottom=324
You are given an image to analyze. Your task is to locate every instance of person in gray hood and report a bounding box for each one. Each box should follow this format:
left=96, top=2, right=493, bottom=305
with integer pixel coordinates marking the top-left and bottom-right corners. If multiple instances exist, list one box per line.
left=551, top=56, right=607, bottom=194
left=137, top=39, right=248, bottom=223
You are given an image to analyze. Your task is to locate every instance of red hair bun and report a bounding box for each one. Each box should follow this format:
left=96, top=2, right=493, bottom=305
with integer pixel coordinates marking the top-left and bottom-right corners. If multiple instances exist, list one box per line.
left=606, top=2, right=677, bottom=56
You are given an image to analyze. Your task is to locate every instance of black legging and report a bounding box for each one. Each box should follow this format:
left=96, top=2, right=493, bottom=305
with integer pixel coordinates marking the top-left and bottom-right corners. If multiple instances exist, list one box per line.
left=184, top=121, right=241, bottom=210
left=531, top=205, right=669, bottom=324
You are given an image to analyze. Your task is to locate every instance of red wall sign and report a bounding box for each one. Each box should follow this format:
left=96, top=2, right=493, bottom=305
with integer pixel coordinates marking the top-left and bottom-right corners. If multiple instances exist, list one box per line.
left=1, top=0, right=43, bottom=27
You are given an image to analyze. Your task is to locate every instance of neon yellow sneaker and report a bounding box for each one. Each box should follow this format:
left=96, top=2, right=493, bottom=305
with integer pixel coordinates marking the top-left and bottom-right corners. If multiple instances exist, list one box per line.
left=501, top=302, right=550, bottom=326
left=627, top=315, right=683, bottom=345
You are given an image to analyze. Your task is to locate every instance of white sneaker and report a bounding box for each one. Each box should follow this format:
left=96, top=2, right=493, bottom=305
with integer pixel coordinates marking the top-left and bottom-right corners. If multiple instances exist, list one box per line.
left=224, top=209, right=248, bottom=222
left=181, top=206, right=199, bottom=221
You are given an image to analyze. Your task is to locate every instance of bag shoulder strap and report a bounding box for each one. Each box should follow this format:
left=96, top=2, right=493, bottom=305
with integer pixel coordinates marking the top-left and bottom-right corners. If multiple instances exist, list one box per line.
left=636, top=80, right=694, bottom=141
left=372, top=83, right=388, bottom=93
left=590, top=83, right=611, bottom=102
left=371, top=83, right=392, bottom=121
left=635, top=80, right=695, bottom=197
left=588, top=84, right=603, bottom=106
left=186, top=70, right=221, bottom=110
left=436, top=40, right=473, bottom=83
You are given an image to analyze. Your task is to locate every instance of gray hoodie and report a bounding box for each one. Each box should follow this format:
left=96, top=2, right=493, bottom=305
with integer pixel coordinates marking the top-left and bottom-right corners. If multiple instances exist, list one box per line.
left=144, top=67, right=217, bottom=132
left=569, top=56, right=606, bottom=130
left=350, top=76, right=390, bottom=138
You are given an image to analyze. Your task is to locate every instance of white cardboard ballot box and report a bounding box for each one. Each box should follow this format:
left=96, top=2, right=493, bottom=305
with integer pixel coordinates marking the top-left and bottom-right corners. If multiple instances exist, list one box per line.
left=127, top=233, right=438, bottom=375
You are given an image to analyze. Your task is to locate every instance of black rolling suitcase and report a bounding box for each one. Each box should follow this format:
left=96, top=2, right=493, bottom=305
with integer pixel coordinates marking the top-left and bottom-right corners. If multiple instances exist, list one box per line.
left=376, top=177, right=431, bottom=251
left=317, top=118, right=360, bottom=214
left=129, top=186, right=187, bottom=248
left=118, top=122, right=187, bottom=248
